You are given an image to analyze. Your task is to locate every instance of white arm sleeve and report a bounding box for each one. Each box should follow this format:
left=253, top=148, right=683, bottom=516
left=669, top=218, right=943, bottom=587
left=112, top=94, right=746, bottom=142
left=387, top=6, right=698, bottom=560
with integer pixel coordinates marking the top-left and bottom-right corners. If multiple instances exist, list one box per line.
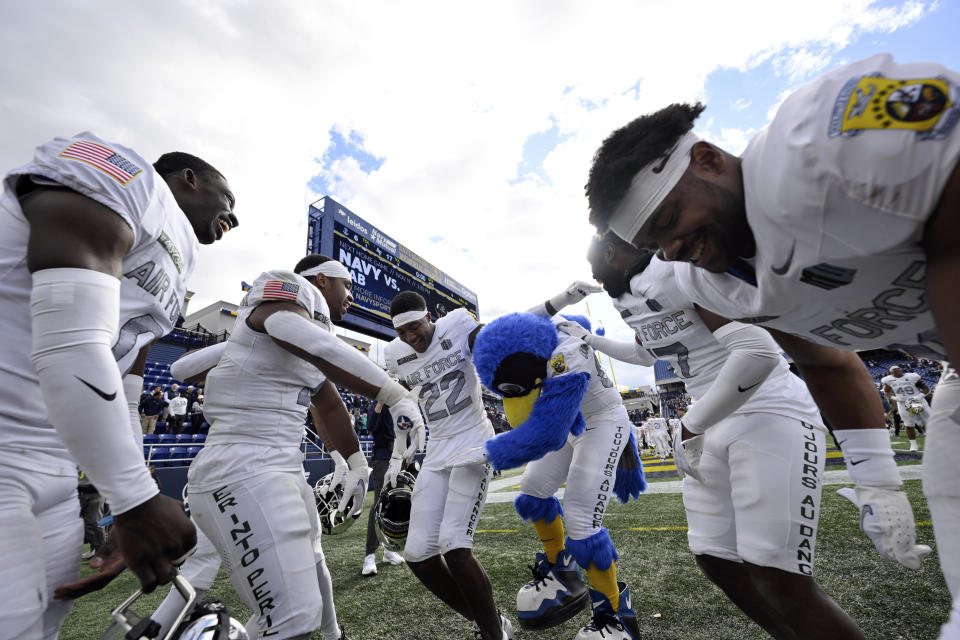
left=169, top=342, right=228, bottom=381
left=681, top=322, right=782, bottom=435
left=584, top=334, right=656, bottom=366
left=123, top=374, right=144, bottom=449
left=31, top=268, right=157, bottom=514
left=262, top=310, right=391, bottom=390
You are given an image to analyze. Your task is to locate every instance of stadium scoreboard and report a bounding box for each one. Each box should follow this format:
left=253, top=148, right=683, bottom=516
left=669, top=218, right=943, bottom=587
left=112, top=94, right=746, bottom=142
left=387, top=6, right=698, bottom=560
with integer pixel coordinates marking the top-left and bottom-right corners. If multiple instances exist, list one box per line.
left=307, top=196, right=479, bottom=341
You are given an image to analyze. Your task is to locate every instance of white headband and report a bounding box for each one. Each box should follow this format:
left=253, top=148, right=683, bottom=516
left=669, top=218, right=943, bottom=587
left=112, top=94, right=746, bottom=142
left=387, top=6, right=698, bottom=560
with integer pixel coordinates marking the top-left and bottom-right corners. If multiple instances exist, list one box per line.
left=300, top=260, right=351, bottom=280
left=607, top=131, right=701, bottom=243
left=392, top=309, right=428, bottom=328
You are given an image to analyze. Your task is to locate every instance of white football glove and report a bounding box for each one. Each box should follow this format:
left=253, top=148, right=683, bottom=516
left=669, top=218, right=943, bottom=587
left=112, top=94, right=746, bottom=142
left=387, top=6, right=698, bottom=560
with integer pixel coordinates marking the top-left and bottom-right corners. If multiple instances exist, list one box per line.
left=672, top=427, right=704, bottom=482
left=549, top=280, right=603, bottom=311
left=389, top=392, right=424, bottom=434
left=337, top=451, right=370, bottom=520
left=443, top=445, right=489, bottom=469
left=836, top=486, right=932, bottom=570
left=329, top=450, right=348, bottom=492
left=556, top=320, right=590, bottom=341
left=385, top=455, right=403, bottom=488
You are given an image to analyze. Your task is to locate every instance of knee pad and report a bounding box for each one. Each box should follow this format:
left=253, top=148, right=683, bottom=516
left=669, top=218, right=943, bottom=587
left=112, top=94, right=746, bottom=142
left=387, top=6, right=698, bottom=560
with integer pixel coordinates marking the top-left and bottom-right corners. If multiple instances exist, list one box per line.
left=565, top=528, right=618, bottom=571
left=515, top=494, right=563, bottom=522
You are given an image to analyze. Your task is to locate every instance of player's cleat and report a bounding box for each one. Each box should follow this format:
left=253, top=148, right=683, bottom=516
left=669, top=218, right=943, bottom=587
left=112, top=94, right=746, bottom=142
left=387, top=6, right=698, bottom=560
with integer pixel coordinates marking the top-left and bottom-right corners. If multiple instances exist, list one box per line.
left=516, top=550, right=588, bottom=630
left=362, top=554, right=377, bottom=576
left=81, top=549, right=96, bottom=560
left=474, top=611, right=514, bottom=640
left=909, top=441, right=919, bottom=451
left=383, top=548, right=405, bottom=565
left=575, top=582, right=639, bottom=640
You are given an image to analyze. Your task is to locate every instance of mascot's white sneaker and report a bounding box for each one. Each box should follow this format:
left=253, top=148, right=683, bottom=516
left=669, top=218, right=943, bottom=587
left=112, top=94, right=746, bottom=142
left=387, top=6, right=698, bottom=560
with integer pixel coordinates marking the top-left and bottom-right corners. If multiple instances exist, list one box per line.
left=516, top=550, right=588, bottom=629
left=383, top=549, right=405, bottom=565
left=575, top=582, right=639, bottom=640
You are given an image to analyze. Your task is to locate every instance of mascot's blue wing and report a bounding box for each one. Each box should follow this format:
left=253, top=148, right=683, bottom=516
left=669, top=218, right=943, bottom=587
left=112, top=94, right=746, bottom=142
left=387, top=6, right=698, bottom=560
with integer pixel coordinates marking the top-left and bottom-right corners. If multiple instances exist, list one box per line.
left=485, top=372, right=589, bottom=471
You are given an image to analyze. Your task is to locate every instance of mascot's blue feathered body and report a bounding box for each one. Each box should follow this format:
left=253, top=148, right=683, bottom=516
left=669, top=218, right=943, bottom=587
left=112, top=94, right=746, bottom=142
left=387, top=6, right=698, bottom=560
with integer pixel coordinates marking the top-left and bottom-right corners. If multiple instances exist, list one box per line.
left=472, top=312, right=644, bottom=503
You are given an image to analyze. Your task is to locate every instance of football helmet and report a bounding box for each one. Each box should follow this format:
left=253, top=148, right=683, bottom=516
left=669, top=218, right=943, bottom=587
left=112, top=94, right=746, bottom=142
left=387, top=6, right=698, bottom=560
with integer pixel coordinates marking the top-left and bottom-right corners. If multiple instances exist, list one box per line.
left=181, top=483, right=190, bottom=517
left=100, top=574, right=247, bottom=640
left=314, top=473, right=361, bottom=535
left=374, top=469, right=416, bottom=552
left=906, top=399, right=925, bottom=415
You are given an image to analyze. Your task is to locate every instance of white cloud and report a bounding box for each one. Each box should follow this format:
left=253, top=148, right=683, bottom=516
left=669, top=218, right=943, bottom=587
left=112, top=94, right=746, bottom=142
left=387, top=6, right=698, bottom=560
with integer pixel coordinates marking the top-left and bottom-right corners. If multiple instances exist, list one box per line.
left=0, top=0, right=939, bottom=382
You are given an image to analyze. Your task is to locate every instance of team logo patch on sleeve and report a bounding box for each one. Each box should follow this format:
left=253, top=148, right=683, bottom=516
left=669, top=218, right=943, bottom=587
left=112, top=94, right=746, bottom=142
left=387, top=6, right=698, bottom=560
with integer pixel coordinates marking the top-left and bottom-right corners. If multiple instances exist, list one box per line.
left=829, top=74, right=958, bottom=139
left=262, top=280, right=300, bottom=302
left=59, top=140, right=143, bottom=184
left=550, top=353, right=567, bottom=374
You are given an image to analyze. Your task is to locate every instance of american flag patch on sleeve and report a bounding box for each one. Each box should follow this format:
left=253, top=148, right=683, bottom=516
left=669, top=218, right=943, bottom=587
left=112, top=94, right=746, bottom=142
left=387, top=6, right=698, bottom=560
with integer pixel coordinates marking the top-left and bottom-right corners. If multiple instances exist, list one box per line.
left=263, top=280, right=300, bottom=302
left=59, top=140, right=143, bottom=185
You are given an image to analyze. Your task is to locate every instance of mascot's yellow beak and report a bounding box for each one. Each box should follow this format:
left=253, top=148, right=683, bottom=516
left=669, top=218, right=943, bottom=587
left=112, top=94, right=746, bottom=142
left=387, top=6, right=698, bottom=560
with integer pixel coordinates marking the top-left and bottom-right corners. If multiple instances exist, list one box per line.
left=502, top=379, right=542, bottom=428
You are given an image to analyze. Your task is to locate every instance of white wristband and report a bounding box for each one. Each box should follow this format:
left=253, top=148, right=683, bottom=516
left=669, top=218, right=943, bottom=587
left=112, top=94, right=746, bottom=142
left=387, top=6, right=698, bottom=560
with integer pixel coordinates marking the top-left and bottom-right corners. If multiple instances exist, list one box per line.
left=346, top=450, right=369, bottom=470
left=834, top=428, right=902, bottom=488
left=31, top=268, right=157, bottom=514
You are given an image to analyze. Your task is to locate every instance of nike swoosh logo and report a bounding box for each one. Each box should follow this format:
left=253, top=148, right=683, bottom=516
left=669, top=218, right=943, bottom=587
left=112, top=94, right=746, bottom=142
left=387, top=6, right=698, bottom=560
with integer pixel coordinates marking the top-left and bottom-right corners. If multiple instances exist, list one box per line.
left=738, top=381, right=762, bottom=393
left=849, top=458, right=869, bottom=466
left=75, top=376, right=117, bottom=401
left=771, top=240, right=797, bottom=275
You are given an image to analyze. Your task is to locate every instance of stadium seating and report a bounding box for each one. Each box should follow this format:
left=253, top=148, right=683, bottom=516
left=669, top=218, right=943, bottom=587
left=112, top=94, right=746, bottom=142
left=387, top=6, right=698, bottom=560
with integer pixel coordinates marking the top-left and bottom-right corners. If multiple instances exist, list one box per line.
left=163, top=446, right=188, bottom=467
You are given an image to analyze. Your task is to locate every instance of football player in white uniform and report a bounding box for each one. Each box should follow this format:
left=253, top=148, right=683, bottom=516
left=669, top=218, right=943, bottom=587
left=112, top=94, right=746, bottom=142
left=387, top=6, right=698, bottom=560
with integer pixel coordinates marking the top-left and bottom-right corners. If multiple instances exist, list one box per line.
left=0, top=133, right=237, bottom=639
left=186, top=255, right=420, bottom=640
left=881, top=365, right=931, bottom=450
left=384, top=291, right=513, bottom=640
left=582, top=233, right=864, bottom=638
left=585, top=54, right=955, bottom=633
left=647, top=415, right=672, bottom=462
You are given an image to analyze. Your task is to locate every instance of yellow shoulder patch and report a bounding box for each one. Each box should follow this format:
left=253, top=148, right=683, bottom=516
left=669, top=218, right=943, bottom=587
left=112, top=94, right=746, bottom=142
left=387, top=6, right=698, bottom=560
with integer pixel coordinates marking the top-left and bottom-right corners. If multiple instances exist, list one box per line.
left=550, top=353, right=567, bottom=375
left=830, top=74, right=955, bottom=138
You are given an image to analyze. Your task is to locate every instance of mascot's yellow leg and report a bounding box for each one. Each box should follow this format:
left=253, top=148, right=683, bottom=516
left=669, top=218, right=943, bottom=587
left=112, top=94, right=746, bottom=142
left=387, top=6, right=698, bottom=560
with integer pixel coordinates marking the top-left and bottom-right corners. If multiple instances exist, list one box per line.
left=587, top=562, right=619, bottom=611
left=533, top=515, right=565, bottom=563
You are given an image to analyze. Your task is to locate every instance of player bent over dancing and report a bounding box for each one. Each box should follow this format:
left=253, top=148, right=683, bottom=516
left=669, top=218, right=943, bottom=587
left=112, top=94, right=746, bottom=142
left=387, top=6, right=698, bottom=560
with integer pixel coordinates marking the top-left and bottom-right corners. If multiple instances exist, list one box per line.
left=187, top=255, right=420, bottom=640
left=385, top=291, right=513, bottom=640
left=581, top=234, right=864, bottom=638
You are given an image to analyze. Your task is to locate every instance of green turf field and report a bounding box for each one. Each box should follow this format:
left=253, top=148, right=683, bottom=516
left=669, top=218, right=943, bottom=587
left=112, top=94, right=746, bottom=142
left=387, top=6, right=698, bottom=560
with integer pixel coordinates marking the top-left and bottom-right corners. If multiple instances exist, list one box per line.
left=61, top=453, right=947, bottom=639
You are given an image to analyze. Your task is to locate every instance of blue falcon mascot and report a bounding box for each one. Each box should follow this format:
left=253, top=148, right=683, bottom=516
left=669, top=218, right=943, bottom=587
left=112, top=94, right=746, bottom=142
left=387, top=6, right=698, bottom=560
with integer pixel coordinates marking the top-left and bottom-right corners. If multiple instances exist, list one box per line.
left=457, top=311, right=644, bottom=640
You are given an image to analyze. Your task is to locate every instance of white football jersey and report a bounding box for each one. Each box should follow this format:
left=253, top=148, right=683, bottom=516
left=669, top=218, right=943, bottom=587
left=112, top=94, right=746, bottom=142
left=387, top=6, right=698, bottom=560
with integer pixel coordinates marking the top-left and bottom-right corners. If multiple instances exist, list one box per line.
left=0, top=132, right=198, bottom=476
left=548, top=317, right=622, bottom=417
left=673, top=55, right=960, bottom=358
left=668, top=418, right=682, bottom=432
left=618, top=256, right=822, bottom=425
left=647, top=417, right=668, bottom=433
left=881, top=372, right=926, bottom=401
left=385, top=308, right=493, bottom=467
left=190, top=271, right=331, bottom=489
